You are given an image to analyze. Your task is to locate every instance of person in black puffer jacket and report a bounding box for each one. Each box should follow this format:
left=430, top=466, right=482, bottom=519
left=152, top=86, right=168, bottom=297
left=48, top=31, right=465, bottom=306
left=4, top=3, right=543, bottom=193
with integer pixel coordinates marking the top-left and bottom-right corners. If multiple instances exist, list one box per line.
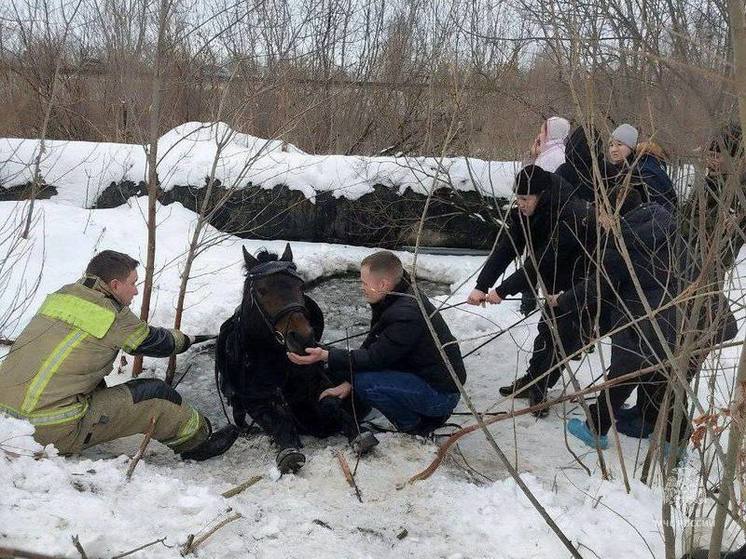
left=635, top=142, right=678, bottom=211
left=518, top=123, right=603, bottom=317
left=467, top=165, right=595, bottom=416
left=563, top=186, right=687, bottom=451
left=288, top=251, right=466, bottom=436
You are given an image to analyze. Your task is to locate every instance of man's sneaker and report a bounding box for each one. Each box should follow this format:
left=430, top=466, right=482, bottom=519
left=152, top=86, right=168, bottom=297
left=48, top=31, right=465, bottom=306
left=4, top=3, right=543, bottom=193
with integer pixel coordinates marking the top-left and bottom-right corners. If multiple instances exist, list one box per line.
left=180, top=424, right=239, bottom=461
left=529, top=387, right=549, bottom=418
left=276, top=447, right=306, bottom=474
left=350, top=431, right=379, bottom=455
left=499, top=375, right=532, bottom=398
left=568, top=418, right=608, bottom=449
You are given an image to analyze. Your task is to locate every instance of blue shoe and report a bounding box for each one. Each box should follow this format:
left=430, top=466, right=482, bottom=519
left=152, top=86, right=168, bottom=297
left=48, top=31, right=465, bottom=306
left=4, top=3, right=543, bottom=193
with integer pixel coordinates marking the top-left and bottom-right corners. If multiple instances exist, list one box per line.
left=616, top=414, right=655, bottom=439
left=568, top=418, right=608, bottom=449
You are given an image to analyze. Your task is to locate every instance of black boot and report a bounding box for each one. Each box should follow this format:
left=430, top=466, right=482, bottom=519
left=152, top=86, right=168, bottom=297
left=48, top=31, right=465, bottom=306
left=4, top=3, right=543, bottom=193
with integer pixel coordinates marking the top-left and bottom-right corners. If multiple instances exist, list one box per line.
left=499, top=375, right=532, bottom=398
left=180, top=424, right=239, bottom=461
left=407, top=415, right=450, bottom=437
left=350, top=431, right=379, bottom=455
left=529, top=387, right=549, bottom=418
left=276, top=447, right=306, bottom=474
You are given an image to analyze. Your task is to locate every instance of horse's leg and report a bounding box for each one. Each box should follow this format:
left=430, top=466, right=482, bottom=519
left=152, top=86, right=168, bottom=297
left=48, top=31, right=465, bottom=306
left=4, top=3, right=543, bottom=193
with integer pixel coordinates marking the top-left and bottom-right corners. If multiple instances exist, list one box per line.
left=244, top=397, right=306, bottom=474
left=317, top=396, right=380, bottom=455
left=315, top=397, right=351, bottom=439
left=231, top=401, right=249, bottom=430
left=243, top=397, right=302, bottom=450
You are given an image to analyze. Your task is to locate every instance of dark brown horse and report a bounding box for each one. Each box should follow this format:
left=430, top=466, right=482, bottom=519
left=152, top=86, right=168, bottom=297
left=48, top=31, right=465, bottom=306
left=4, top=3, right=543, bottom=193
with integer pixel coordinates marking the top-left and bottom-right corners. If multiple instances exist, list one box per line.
left=215, top=244, right=363, bottom=473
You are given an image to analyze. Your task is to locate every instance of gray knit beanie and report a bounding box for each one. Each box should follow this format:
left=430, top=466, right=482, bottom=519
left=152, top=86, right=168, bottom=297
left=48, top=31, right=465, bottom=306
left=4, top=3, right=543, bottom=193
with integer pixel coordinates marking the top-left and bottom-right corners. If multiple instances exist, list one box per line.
left=611, top=123, right=639, bottom=149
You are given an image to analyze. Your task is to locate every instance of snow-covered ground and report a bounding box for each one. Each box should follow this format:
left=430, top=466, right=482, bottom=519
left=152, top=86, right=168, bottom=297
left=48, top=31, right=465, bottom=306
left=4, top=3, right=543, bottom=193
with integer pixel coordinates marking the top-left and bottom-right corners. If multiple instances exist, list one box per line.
left=0, top=122, right=518, bottom=208
left=0, top=197, right=741, bottom=558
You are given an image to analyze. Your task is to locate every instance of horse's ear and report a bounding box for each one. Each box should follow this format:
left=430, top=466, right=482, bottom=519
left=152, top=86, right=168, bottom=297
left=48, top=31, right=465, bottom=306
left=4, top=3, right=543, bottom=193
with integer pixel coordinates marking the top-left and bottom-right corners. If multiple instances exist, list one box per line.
left=242, top=246, right=258, bottom=269
left=280, top=243, right=293, bottom=262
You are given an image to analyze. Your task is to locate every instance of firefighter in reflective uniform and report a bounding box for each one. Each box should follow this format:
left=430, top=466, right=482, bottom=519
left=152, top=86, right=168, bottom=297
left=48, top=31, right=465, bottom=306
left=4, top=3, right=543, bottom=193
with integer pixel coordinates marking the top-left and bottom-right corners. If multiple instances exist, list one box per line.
left=0, top=250, right=238, bottom=461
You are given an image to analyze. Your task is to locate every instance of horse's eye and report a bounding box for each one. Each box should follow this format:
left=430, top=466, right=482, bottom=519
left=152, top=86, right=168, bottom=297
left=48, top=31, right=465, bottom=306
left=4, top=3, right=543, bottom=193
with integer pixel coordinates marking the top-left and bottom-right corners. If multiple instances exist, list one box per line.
left=256, top=287, right=269, bottom=296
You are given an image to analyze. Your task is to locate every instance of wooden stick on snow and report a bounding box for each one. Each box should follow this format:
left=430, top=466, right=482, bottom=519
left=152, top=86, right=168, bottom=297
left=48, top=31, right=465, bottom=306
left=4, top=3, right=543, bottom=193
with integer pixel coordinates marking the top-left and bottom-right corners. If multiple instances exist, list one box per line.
left=335, top=450, right=363, bottom=503
left=126, top=417, right=156, bottom=481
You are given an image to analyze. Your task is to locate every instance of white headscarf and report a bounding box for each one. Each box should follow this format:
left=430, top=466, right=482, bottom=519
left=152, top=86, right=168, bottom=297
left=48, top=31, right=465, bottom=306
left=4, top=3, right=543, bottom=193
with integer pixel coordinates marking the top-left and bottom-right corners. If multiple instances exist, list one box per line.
left=534, top=116, right=571, bottom=172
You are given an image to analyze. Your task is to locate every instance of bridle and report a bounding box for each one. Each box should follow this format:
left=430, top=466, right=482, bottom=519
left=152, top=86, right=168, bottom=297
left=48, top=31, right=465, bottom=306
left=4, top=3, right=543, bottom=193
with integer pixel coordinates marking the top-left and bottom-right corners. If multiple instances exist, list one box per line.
left=244, top=261, right=309, bottom=347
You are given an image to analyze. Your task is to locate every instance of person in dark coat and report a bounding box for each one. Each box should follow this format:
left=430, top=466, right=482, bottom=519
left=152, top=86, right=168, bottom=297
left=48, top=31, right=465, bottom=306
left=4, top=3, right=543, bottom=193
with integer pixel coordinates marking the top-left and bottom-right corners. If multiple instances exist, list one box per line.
left=556, top=125, right=605, bottom=202
left=563, top=187, right=686, bottom=451
left=467, top=165, right=595, bottom=415
left=634, top=142, right=678, bottom=211
left=607, top=123, right=639, bottom=166
left=288, top=251, right=466, bottom=435
left=607, top=123, right=678, bottom=211
left=682, top=122, right=745, bottom=268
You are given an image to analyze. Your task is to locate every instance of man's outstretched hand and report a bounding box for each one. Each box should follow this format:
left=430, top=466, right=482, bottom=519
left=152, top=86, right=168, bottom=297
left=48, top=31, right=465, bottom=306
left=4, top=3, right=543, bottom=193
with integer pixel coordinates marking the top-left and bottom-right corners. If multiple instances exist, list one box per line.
left=319, top=381, right=352, bottom=400
left=287, top=346, right=329, bottom=365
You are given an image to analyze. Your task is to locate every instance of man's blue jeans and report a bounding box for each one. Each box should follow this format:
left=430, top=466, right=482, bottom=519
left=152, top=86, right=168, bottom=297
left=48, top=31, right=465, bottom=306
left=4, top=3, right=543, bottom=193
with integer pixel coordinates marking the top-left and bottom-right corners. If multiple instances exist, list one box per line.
left=353, top=371, right=460, bottom=432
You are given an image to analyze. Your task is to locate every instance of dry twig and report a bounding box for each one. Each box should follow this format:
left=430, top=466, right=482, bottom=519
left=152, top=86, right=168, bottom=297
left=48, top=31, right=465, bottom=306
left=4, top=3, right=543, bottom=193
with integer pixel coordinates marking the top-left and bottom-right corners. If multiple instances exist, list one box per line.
left=402, top=361, right=690, bottom=486
left=335, top=450, right=363, bottom=503
left=125, top=417, right=156, bottom=481
left=0, top=546, right=64, bottom=559
left=221, top=475, right=262, bottom=498
left=111, top=537, right=168, bottom=559
left=71, top=535, right=88, bottom=559
left=180, top=512, right=242, bottom=556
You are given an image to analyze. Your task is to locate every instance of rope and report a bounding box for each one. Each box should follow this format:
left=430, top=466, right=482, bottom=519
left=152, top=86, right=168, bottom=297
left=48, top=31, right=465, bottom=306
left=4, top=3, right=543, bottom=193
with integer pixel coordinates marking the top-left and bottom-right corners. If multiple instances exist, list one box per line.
left=322, top=299, right=523, bottom=347
left=461, top=308, right=540, bottom=359
left=215, top=352, right=234, bottom=426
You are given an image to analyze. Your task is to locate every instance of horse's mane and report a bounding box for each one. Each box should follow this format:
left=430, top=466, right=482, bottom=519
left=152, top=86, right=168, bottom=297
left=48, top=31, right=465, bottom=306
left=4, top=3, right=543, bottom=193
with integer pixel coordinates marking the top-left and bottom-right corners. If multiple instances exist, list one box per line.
left=243, top=248, right=278, bottom=273
left=255, top=249, right=278, bottom=263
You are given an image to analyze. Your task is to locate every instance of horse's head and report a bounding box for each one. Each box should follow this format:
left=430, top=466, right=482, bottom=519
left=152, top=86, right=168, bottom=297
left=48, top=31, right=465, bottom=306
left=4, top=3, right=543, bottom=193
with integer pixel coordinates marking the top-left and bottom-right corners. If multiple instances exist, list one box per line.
left=241, top=243, right=318, bottom=354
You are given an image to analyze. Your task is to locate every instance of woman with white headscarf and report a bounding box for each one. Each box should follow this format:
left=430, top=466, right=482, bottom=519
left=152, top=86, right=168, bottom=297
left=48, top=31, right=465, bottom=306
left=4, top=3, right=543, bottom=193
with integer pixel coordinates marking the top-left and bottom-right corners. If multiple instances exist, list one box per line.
left=531, top=116, right=571, bottom=172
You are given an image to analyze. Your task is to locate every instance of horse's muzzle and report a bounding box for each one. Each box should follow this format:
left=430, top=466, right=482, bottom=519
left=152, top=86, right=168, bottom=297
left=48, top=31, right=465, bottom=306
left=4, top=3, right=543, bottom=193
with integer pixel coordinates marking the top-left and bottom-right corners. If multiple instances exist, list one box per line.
left=284, top=330, right=316, bottom=355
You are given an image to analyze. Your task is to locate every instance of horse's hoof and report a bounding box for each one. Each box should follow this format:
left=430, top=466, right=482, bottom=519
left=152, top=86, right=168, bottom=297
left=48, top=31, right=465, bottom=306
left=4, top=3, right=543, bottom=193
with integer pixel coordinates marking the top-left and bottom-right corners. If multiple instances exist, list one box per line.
left=276, top=448, right=306, bottom=474
left=351, top=431, right=379, bottom=456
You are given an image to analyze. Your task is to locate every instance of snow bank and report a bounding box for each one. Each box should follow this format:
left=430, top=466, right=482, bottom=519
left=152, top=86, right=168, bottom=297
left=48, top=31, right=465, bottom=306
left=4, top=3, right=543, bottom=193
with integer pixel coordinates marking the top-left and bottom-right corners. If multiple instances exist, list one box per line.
left=0, top=122, right=518, bottom=208
left=0, top=136, right=144, bottom=207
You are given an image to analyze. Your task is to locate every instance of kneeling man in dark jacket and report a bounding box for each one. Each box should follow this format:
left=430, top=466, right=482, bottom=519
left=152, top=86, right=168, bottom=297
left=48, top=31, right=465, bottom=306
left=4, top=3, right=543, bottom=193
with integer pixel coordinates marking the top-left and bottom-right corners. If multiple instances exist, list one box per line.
left=288, top=251, right=466, bottom=436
